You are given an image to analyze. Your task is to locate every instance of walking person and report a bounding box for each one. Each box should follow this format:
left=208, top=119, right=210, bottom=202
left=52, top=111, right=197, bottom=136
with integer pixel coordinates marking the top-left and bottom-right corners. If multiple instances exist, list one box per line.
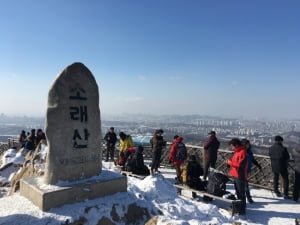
left=104, top=127, right=117, bottom=162
left=203, top=131, right=220, bottom=180
left=227, top=138, right=248, bottom=215
left=292, top=146, right=300, bottom=202
left=168, top=136, right=186, bottom=183
left=150, top=129, right=165, bottom=174
left=269, top=135, right=291, bottom=199
left=241, top=139, right=262, bottom=203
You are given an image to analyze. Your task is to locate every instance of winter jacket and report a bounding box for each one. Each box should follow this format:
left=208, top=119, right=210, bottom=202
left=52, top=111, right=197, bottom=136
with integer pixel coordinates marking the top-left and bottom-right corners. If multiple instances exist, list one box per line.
left=168, top=136, right=185, bottom=165
left=269, top=142, right=290, bottom=173
left=292, top=146, right=300, bottom=173
left=187, top=160, right=203, bottom=179
left=104, top=132, right=117, bottom=146
left=203, top=135, right=220, bottom=160
left=126, top=146, right=150, bottom=175
left=150, top=135, right=165, bottom=153
left=119, top=135, right=133, bottom=152
left=186, top=160, right=204, bottom=190
left=228, top=146, right=248, bottom=179
left=247, top=147, right=260, bottom=174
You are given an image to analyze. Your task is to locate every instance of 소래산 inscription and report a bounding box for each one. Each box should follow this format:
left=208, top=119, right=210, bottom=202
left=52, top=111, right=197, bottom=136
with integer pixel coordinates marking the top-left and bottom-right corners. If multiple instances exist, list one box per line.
left=44, top=62, right=102, bottom=184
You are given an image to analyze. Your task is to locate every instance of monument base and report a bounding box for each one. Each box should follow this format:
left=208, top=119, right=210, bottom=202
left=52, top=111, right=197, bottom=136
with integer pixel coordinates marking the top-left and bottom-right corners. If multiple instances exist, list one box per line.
left=20, top=173, right=127, bottom=211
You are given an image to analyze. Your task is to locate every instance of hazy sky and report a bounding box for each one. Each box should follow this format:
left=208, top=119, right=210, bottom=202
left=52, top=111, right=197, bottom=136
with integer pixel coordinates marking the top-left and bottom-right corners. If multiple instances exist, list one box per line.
left=1, top=0, right=299, bottom=119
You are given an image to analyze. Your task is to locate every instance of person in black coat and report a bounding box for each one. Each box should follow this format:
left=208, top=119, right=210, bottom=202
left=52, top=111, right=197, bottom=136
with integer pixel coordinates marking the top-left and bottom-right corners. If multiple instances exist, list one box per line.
left=292, top=146, right=300, bottom=202
left=269, top=135, right=290, bottom=198
left=186, top=155, right=205, bottom=198
left=126, top=145, right=150, bottom=176
left=104, top=127, right=117, bottom=162
left=203, top=131, right=220, bottom=180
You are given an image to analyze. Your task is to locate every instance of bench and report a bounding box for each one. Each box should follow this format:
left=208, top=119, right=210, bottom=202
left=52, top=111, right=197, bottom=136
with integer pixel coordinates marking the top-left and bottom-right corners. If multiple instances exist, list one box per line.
left=174, top=184, right=242, bottom=216
left=120, top=170, right=148, bottom=179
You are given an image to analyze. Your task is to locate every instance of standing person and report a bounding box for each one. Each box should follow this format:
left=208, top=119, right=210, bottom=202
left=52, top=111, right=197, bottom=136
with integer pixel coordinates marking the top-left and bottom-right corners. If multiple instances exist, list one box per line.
left=150, top=129, right=165, bottom=174
left=227, top=138, right=248, bottom=215
left=269, top=135, right=291, bottom=199
left=168, top=136, right=186, bottom=183
left=292, top=146, right=300, bottom=202
left=241, top=139, right=262, bottom=203
left=18, top=130, right=27, bottom=148
left=104, top=127, right=117, bottom=162
left=203, top=131, right=220, bottom=180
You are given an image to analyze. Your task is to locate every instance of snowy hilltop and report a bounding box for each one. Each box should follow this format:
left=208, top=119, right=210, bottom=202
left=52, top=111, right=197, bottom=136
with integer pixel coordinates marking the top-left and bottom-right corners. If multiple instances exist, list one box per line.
left=0, top=159, right=299, bottom=225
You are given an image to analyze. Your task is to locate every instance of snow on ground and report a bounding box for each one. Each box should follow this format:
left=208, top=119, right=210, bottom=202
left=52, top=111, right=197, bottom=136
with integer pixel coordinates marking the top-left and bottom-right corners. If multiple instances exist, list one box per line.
left=0, top=161, right=299, bottom=225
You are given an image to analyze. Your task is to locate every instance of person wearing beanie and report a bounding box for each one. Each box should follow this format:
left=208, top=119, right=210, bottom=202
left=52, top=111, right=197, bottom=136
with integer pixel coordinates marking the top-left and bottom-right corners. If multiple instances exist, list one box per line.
left=150, top=129, right=165, bottom=174
left=269, top=135, right=291, bottom=199
left=104, top=127, right=117, bottom=162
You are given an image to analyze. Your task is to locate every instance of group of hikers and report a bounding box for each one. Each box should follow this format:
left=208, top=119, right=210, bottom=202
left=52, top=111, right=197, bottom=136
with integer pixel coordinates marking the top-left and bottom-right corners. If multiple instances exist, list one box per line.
left=18, top=128, right=46, bottom=153
left=105, top=127, right=300, bottom=215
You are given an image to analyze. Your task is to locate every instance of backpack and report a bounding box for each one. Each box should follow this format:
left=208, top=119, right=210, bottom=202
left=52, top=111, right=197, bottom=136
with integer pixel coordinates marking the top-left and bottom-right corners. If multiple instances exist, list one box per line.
left=176, top=142, right=187, bottom=160
left=206, top=171, right=229, bottom=196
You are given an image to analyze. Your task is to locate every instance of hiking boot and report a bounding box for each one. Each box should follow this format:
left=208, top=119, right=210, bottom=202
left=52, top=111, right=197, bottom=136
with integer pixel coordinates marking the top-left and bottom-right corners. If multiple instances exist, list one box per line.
left=284, top=195, right=292, bottom=200
left=192, top=192, right=198, bottom=199
left=247, top=198, right=254, bottom=203
left=238, top=210, right=246, bottom=215
left=275, top=191, right=282, bottom=197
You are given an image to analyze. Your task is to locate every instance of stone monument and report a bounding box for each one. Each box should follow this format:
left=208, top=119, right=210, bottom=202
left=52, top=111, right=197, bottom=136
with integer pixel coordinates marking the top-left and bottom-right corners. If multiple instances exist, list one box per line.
left=20, top=62, right=127, bottom=211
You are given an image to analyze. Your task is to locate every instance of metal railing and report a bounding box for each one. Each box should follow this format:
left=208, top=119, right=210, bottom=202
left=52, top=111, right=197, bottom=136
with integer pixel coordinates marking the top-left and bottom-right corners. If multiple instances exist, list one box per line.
left=2, top=139, right=295, bottom=193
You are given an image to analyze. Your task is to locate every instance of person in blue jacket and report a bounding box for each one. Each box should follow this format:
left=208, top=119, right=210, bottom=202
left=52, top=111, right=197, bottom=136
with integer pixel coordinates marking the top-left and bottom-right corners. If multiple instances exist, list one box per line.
left=241, top=139, right=262, bottom=203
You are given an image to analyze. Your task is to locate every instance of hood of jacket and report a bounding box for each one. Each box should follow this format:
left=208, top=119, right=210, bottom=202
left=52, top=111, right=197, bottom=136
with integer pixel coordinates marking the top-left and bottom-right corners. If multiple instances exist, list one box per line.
left=175, top=136, right=183, bottom=143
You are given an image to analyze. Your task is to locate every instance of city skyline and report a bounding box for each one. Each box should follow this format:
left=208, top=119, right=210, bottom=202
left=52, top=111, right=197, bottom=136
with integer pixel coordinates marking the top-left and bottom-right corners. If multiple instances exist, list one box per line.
left=1, top=1, right=300, bottom=119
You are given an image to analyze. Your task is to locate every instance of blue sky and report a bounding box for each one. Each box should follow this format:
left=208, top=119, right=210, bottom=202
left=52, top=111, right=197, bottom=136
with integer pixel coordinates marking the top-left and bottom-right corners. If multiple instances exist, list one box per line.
left=0, top=0, right=299, bottom=119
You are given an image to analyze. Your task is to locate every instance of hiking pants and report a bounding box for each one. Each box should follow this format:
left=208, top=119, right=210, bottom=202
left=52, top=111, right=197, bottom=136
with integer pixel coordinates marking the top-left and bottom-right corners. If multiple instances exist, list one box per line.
left=203, top=153, right=217, bottom=180
left=234, top=178, right=246, bottom=213
left=293, top=171, right=300, bottom=201
left=273, top=170, right=289, bottom=195
left=245, top=180, right=252, bottom=201
left=106, top=144, right=115, bottom=161
left=151, top=151, right=162, bottom=171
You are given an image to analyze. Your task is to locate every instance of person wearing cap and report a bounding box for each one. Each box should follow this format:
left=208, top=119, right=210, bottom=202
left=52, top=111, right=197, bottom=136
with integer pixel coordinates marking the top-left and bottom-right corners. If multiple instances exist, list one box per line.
left=104, top=127, right=117, bottom=162
left=203, top=131, right=220, bottom=180
left=150, top=129, right=165, bottom=174
left=269, top=135, right=291, bottom=199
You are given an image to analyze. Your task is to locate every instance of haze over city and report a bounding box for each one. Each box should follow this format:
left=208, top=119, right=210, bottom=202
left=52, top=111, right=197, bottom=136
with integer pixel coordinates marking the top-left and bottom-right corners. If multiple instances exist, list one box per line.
left=1, top=1, right=300, bottom=119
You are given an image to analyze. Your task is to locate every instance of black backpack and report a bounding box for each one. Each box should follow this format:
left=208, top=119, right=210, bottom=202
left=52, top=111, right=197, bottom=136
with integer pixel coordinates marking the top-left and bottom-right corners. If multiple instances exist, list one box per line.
left=206, top=171, right=229, bottom=196
left=176, top=142, right=187, bottom=160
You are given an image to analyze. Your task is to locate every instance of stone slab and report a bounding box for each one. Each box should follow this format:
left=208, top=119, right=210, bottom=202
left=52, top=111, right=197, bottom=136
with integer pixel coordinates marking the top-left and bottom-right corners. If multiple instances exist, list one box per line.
left=20, top=174, right=127, bottom=211
left=44, top=62, right=102, bottom=184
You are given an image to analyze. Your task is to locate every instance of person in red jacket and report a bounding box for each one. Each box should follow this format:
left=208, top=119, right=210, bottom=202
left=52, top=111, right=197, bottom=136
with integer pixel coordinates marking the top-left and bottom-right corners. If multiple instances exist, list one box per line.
left=227, top=138, right=248, bottom=215
left=168, top=136, right=185, bottom=183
